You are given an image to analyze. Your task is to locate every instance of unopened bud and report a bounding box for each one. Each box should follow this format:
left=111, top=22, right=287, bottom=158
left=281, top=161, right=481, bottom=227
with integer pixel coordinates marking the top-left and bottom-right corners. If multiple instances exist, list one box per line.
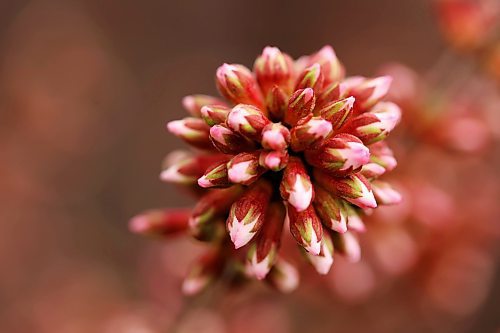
left=182, top=95, right=227, bottom=118
left=209, top=124, right=256, bottom=154
left=290, top=115, right=333, bottom=152
left=226, top=104, right=270, bottom=141
left=200, top=104, right=231, bottom=126
left=266, top=257, right=299, bottom=293
left=167, top=117, right=213, bottom=150
left=182, top=250, right=223, bottom=295
left=197, top=159, right=231, bottom=188
left=216, top=63, right=264, bottom=108
left=280, top=157, right=314, bottom=212
left=318, top=96, right=355, bottom=129
left=259, top=150, right=289, bottom=171
left=295, top=63, right=324, bottom=93
left=261, top=122, right=290, bottom=150
left=227, top=151, right=265, bottom=185
left=287, top=203, right=323, bottom=255
left=284, top=88, right=316, bottom=126
left=332, top=231, right=361, bottom=263
left=254, top=46, right=294, bottom=95
left=306, top=231, right=334, bottom=275
left=129, top=208, right=190, bottom=237
left=313, top=186, right=348, bottom=233
left=266, top=85, right=289, bottom=121
left=345, top=75, right=392, bottom=111
left=372, top=180, right=402, bottom=205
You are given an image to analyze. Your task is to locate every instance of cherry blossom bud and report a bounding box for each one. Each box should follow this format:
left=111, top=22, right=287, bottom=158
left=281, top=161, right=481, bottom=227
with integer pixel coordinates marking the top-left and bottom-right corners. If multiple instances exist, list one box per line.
left=226, top=104, right=270, bottom=141
left=290, top=115, right=333, bottom=152
left=313, top=186, right=348, bottom=233
left=246, top=202, right=285, bottom=280
left=182, top=95, right=227, bottom=117
left=306, top=231, right=334, bottom=275
left=198, top=160, right=231, bottom=188
left=227, top=151, right=265, bottom=185
left=160, top=153, right=226, bottom=184
left=318, top=96, right=355, bottom=129
left=284, top=88, right=316, bottom=126
left=129, top=208, right=190, bottom=237
left=343, top=203, right=366, bottom=232
left=305, top=134, right=370, bottom=175
left=200, top=104, right=231, bottom=126
left=332, top=231, right=361, bottom=263
left=295, top=63, right=324, bottom=93
left=287, top=204, right=323, bottom=255
left=372, top=180, right=402, bottom=205
left=253, top=46, right=294, bottom=95
left=344, top=101, right=401, bottom=145
left=167, top=117, right=213, bottom=150
left=227, top=181, right=273, bottom=249
left=215, top=63, right=264, bottom=108
left=345, top=75, right=392, bottom=111
left=189, top=186, right=244, bottom=233
left=266, top=257, right=299, bottom=293
left=266, top=85, right=289, bottom=121
left=209, top=124, right=256, bottom=154
left=261, top=123, right=290, bottom=151
left=182, top=250, right=223, bottom=295
left=280, top=157, right=314, bottom=212
left=259, top=150, right=289, bottom=171
left=314, top=170, right=377, bottom=209
left=309, top=45, right=345, bottom=85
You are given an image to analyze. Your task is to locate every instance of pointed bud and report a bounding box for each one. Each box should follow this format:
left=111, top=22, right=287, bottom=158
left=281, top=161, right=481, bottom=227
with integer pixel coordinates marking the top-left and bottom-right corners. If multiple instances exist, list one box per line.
left=253, top=46, right=294, bottom=95
left=345, top=75, right=392, bottom=111
left=309, top=45, right=345, bottom=85
left=313, top=186, right=348, bottom=233
left=182, top=250, right=223, bottom=295
left=182, top=95, right=227, bottom=118
left=369, top=141, right=397, bottom=171
left=226, top=104, right=270, bottom=141
left=317, top=82, right=347, bottom=108
left=160, top=153, right=227, bottom=184
left=284, top=88, right=316, bottom=126
left=343, top=101, right=401, bottom=145
left=360, top=162, right=387, bottom=179
left=200, top=104, right=231, bottom=126
left=266, top=257, right=299, bottom=293
left=280, top=157, right=314, bottom=212
left=306, top=231, right=334, bottom=275
left=295, top=63, right=324, bottom=93
left=372, top=180, right=402, bottom=205
left=215, top=63, right=264, bottom=108
left=227, top=151, right=265, bottom=185
left=332, top=231, right=361, bottom=263
left=261, top=123, right=290, bottom=150
left=191, top=218, right=226, bottom=243
left=259, top=150, right=289, bottom=171
left=129, top=208, right=190, bottom=237
left=246, top=202, right=285, bottom=280
left=227, top=181, right=273, bottom=248
left=167, top=117, right=213, bottom=150
left=314, top=170, right=377, bottom=209
left=343, top=203, right=366, bottom=232
left=198, top=160, right=231, bottom=188
left=290, top=115, right=333, bottom=152
left=304, top=134, right=370, bottom=175
left=209, top=124, right=256, bottom=154
left=318, top=97, right=355, bottom=129
left=287, top=204, right=323, bottom=255
left=189, top=186, right=244, bottom=234
left=266, top=85, right=289, bottom=121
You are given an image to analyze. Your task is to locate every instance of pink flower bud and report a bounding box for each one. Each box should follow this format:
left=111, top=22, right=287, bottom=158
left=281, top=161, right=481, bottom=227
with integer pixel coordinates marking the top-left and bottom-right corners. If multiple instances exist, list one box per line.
left=266, top=257, right=299, bottom=293
left=261, top=123, right=290, bottom=150
left=345, top=75, right=393, bottom=111
left=308, top=45, right=345, bottom=85
left=209, top=124, right=256, bottom=154
left=266, top=85, right=289, bottom=121
left=343, top=101, right=401, bottom=145
left=318, top=96, right=355, bottom=130
left=129, top=208, right=190, bottom=237
left=313, top=186, right=348, bottom=233
left=314, top=170, right=377, bottom=209
left=360, top=162, right=387, bottom=179
left=246, top=202, right=285, bottom=280
left=167, top=117, right=213, bottom=150
left=182, top=95, right=227, bottom=117
left=305, top=133, right=370, bottom=175
left=253, top=46, right=294, bottom=96
left=200, top=104, right=231, bottom=126
left=372, top=180, right=402, bottom=205
left=295, top=63, right=324, bottom=93
left=182, top=250, right=223, bottom=295
left=306, top=231, right=334, bottom=275
left=226, top=104, right=270, bottom=141
left=290, top=115, right=333, bottom=152
left=317, top=81, right=346, bottom=108
left=369, top=141, right=397, bottom=171
left=227, top=181, right=273, bottom=248
left=259, top=150, right=289, bottom=171
left=160, top=153, right=227, bottom=184
left=332, top=231, right=361, bottom=263
left=280, top=157, right=314, bottom=212
left=215, top=63, right=264, bottom=108
left=284, top=88, right=316, bottom=126
left=343, top=203, right=366, bottom=232
left=198, top=159, right=231, bottom=188
left=227, top=151, right=265, bottom=185
left=287, top=204, right=324, bottom=255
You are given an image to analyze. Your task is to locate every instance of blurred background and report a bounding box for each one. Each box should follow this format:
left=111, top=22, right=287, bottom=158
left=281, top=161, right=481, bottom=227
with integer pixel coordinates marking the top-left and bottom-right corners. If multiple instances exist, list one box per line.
left=0, top=0, right=498, bottom=332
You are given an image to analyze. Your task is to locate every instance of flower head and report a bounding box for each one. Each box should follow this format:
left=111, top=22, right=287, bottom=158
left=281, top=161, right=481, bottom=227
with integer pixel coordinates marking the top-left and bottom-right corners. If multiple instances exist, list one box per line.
left=131, top=46, right=401, bottom=294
